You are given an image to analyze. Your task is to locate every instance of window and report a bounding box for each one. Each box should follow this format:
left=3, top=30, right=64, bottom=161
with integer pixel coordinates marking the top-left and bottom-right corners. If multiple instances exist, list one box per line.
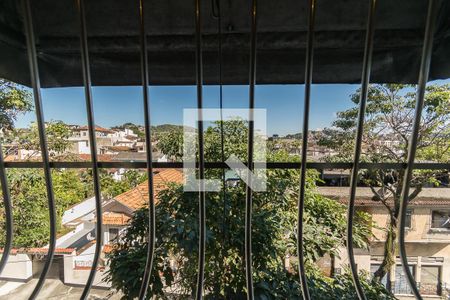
left=393, top=265, right=415, bottom=295
left=405, top=209, right=412, bottom=229
left=370, top=264, right=388, bottom=287
left=420, top=266, right=441, bottom=295
left=431, top=210, right=450, bottom=229
left=109, top=228, right=119, bottom=242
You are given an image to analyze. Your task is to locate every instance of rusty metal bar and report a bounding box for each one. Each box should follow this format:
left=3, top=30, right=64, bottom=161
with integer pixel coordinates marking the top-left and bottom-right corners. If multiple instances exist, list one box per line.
left=398, top=0, right=439, bottom=299
left=76, top=0, right=104, bottom=298
left=297, top=0, right=316, bottom=299
left=194, top=0, right=206, bottom=298
left=137, top=0, right=157, bottom=298
left=346, top=0, right=377, bottom=299
left=22, top=0, right=57, bottom=298
left=245, top=0, right=257, bottom=299
left=0, top=143, right=13, bottom=275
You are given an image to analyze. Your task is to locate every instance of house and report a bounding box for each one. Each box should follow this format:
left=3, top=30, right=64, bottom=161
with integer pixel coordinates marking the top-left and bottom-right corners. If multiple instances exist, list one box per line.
left=318, top=187, right=450, bottom=299
left=68, top=126, right=116, bottom=154
left=68, top=126, right=140, bottom=155
left=0, top=169, right=183, bottom=288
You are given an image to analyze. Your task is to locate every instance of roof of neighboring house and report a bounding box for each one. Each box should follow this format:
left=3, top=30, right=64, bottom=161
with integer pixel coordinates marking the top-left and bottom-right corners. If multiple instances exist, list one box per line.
left=107, top=146, right=133, bottom=152
left=62, top=196, right=97, bottom=226
left=97, top=212, right=130, bottom=225
left=317, top=187, right=450, bottom=207
left=0, top=248, right=76, bottom=255
left=115, top=139, right=134, bottom=144
left=3, top=154, right=42, bottom=162
left=74, top=126, right=115, bottom=134
left=114, top=169, right=183, bottom=210
left=125, top=135, right=139, bottom=140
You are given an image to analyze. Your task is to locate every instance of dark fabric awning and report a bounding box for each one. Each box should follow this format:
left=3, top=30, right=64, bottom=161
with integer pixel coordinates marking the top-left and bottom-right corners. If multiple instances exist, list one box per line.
left=0, top=0, right=449, bottom=87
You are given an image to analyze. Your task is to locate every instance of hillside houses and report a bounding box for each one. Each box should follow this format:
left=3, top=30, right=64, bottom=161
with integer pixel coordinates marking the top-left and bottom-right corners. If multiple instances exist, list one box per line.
left=67, top=125, right=139, bottom=155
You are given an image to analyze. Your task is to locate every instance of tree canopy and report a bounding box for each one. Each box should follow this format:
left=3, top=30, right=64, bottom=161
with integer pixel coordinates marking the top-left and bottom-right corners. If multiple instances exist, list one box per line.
left=318, top=83, right=450, bottom=280
left=0, top=79, right=32, bottom=131
left=106, top=120, right=392, bottom=299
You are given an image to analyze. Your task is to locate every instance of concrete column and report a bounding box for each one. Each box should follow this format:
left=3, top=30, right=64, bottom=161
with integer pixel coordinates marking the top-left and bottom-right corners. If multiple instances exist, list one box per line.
left=416, top=256, right=422, bottom=288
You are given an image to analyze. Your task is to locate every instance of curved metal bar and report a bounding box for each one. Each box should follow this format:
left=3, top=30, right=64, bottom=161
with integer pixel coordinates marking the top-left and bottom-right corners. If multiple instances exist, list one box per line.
left=398, top=0, right=438, bottom=299
left=194, top=0, right=206, bottom=298
left=22, top=0, right=58, bottom=298
left=245, top=0, right=257, bottom=299
left=0, top=143, right=13, bottom=275
left=76, top=0, right=104, bottom=298
left=346, top=1, right=377, bottom=299
left=214, top=0, right=229, bottom=259
left=137, top=0, right=157, bottom=298
left=297, top=0, right=316, bottom=299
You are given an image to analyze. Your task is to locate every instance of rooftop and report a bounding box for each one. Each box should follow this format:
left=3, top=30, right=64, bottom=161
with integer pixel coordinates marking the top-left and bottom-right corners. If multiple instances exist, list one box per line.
left=318, top=187, right=450, bottom=207
left=114, top=169, right=184, bottom=210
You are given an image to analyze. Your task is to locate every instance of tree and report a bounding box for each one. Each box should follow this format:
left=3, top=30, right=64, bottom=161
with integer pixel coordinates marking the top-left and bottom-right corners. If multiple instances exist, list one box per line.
left=0, top=79, right=32, bottom=131
left=3, top=120, right=73, bottom=160
left=0, top=167, right=147, bottom=248
left=106, top=120, right=392, bottom=299
left=318, top=83, right=450, bottom=281
left=100, top=169, right=148, bottom=199
left=0, top=168, right=88, bottom=247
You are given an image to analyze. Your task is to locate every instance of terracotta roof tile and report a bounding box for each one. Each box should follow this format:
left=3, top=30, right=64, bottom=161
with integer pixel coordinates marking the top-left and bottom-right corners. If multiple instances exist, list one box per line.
left=0, top=248, right=75, bottom=255
left=114, top=169, right=183, bottom=210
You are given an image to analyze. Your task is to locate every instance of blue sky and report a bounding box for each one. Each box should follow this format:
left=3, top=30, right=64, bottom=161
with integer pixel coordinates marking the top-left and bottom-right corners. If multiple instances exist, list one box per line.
left=15, top=84, right=362, bottom=136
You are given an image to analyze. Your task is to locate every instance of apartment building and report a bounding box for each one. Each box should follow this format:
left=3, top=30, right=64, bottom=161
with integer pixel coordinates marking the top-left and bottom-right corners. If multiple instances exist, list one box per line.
left=319, top=187, right=450, bottom=299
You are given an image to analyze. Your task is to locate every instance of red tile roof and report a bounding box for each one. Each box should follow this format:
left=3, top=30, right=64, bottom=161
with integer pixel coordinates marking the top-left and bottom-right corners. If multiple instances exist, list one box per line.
left=114, top=169, right=183, bottom=210
left=0, top=248, right=75, bottom=255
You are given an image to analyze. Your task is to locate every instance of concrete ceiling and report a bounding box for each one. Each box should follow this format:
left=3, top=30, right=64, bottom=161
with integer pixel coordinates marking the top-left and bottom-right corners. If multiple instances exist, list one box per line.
left=0, top=0, right=449, bottom=87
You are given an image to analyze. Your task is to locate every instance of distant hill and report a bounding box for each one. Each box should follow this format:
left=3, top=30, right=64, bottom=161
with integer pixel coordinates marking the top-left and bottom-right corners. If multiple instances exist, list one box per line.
left=112, top=123, right=195, bottom=137
left=152, top=124, right=185, bottom=133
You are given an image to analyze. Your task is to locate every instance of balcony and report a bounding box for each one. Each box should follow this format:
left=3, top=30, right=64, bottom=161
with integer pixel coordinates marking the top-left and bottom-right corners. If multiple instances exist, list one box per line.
left=0, top=0, right=450, bottom=299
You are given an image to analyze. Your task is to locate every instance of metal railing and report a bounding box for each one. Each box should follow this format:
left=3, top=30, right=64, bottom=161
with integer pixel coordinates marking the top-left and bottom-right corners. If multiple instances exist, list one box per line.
left=0, top=0, right=446, bottom=300
left=347, top=1, right=377, bottom=299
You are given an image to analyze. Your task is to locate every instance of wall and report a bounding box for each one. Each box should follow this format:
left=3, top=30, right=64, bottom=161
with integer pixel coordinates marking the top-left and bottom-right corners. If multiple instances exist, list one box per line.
left=63, top=253, right=110, bottom=287
left=355, top=206, right=450, bottom=297
left=0, top=254, right=33, bottom=281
